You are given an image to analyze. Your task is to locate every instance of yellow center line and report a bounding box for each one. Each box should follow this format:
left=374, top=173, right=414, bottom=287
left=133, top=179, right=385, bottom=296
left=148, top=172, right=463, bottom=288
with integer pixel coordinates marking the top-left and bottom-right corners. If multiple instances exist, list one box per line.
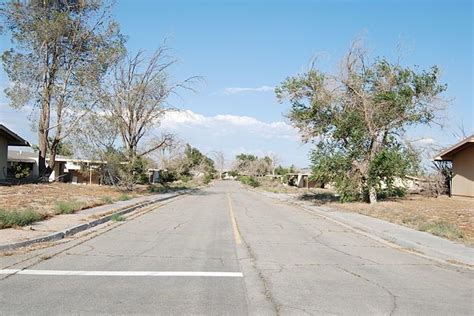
left=227, top=193, right=242, bottom=245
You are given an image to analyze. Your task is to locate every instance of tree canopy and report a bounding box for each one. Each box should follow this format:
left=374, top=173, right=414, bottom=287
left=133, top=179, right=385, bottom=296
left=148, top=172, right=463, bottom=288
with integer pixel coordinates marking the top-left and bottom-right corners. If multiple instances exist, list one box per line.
left=1, top=0, right=125, bottom=176
left=276, top=43, right=446, bottom=203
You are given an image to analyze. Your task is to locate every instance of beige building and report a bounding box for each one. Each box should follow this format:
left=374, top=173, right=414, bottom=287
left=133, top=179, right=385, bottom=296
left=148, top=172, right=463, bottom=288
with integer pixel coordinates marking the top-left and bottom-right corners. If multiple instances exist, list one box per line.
left=0, top=124, right=31, bottom=181
left=8, top=150, right=106, bottom=184
left=435, top=135, right=474, bottom=198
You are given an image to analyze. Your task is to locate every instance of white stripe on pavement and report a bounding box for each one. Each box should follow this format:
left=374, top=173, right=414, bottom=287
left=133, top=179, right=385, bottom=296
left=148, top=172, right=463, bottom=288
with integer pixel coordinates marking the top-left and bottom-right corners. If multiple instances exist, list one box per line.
left=0, top=269, right=243, bottom=277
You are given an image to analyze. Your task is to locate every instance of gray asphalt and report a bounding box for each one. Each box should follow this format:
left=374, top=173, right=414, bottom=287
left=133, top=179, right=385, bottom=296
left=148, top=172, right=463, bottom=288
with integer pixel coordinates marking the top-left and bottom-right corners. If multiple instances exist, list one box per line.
left=0, top=181, right=473, bottom=315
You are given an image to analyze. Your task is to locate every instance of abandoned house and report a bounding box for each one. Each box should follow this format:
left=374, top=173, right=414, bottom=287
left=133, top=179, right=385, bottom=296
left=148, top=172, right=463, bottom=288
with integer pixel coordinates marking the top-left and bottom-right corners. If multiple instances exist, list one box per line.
left=435, top=134, right=474, bottom=198
left=0, top=124, right=31, bottom=181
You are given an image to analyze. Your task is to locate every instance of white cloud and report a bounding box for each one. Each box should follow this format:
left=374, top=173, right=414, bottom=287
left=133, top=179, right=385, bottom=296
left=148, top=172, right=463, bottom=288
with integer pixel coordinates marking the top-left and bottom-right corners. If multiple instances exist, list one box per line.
left=157, top=110, right=311, bottom=167
left=215, top=85, right=275, bottom=95
left=161, top=110, right=297, bottom=141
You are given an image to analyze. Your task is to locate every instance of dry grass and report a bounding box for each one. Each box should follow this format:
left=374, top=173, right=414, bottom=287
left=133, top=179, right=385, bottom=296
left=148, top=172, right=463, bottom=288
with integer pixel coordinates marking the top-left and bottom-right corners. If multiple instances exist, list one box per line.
left=335, top=195, right=474, bottom=245
left=257, top=178, right=314, bottom=194
left=0, top=181, right=199, bottom=229
left=0, top=183, right=143, bottom=219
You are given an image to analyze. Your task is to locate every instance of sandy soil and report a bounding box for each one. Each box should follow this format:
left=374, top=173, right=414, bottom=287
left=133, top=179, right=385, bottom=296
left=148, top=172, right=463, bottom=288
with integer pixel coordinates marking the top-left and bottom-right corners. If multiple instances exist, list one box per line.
left=0, top=183, right=143, bottom=216
left=335, top=195, right=474, bottom=245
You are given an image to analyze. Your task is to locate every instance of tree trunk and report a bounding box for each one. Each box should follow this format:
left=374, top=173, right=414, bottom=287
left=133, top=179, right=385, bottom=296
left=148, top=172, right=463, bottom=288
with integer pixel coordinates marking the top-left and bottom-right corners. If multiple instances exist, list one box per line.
left=38, top=101, right=50, bottom=178
left=48, top=137, right=60, bottom=181
left=368, top=186, right=377, bottom=204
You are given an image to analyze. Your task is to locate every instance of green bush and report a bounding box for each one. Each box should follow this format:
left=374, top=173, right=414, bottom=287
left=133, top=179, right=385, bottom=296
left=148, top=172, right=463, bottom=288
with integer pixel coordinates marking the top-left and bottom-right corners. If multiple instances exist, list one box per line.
left=179, top=175, right=192, bottom=183
left=149, top=184, right=168, bottom=193
left=0, top=208, right=44, bottom=229
left=110, top=213, right=125, bottom=222
left=101, top=196, right=113, bottom=204
left=238, top=175, right=260, bottom=187
left=420, top=221, right=464, bottom=239
left=203, top=174, right=213, bottom=185
left=118, top=194, right=132, bottom=201
left=376, top=186, right=407, bottom=200
left=55, top=201, right=84, bottom=214
left=159, top=170, right=178, bottom=183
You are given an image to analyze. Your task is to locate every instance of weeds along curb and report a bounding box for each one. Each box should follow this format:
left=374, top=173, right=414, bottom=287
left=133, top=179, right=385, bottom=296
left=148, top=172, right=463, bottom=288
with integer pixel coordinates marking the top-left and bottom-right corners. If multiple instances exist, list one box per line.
left=0, top=190, right=190, bottom=252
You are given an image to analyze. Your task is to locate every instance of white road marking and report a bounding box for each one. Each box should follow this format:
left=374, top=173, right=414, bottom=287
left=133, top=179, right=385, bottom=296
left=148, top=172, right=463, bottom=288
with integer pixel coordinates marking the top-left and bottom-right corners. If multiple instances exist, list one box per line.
left=0, top=269, right=243, bottom=277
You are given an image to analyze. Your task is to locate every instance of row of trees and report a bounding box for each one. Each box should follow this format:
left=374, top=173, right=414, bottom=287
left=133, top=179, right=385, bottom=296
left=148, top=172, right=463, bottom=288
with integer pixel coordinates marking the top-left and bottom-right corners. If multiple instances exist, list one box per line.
left=1, top=0, right=197, bottom=186
left=232, top=153, right=286, bottom=177
left=276, top=40, right=447, bottom=203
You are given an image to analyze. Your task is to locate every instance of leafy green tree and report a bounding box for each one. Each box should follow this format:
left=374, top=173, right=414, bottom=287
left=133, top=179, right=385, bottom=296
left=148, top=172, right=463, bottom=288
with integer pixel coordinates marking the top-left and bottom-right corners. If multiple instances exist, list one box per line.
left=233, top=154, right=272, bottom=176
left=32, top=137, right=74, bottom=157
left=184, top=144, right=216, bottom=177
left=276, top=43, right=446, bottom=203
left=235, top=154, right=257, bottom=172
left=1, top=0, right=125, bottom=178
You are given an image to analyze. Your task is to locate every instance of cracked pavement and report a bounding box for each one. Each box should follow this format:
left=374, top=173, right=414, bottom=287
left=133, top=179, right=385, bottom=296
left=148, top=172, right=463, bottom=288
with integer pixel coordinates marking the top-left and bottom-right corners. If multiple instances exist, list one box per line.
left=1, top=181, right=473, bottom=315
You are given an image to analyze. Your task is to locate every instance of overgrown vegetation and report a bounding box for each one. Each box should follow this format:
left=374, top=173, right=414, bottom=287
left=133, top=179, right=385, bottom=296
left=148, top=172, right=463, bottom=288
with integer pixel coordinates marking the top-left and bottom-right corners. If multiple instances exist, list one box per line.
left=233, top=154, right=272, bottom=177
left=276, top=40, right=446, bottom=203
left=238, top=175, right=260, bottom=187
left=55, top=200, right=85, bottom=215
left=0, top=208, right=44, bottom=229
left=110, top=213, right=125, bottom=222
left=420, top=221, right=464, bottom=240
left=101, top=196, right=113, bottom=204
left=1, top=0, right=125, bottom=178
left=118, top=194, right=132, bottom=201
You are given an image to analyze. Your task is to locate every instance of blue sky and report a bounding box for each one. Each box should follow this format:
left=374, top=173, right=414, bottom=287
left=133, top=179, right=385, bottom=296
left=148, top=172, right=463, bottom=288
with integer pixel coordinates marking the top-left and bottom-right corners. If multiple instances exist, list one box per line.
left=1, top=0, right=473, bottom=167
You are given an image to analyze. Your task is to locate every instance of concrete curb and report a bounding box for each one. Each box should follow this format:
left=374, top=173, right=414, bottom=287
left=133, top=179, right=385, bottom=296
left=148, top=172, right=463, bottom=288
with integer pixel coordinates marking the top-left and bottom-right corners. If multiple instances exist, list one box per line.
left=0, top=190, right=190, bottom=252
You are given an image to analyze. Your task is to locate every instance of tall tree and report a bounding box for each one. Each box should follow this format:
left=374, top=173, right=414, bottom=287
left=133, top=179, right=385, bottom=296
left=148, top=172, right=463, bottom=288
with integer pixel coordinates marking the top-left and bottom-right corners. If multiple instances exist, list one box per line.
left=211, top=151, right=225, bottom=179
left=1, top=0, right=125, bottom=177
left=233, top=154, right=271, bottom=176
left=101, top=48, right=195, bottom=161
left=276, top=42, right=446, bottom=203
left=184, top=144, right=215, bottom=176
left=267, top=152, right=281, bottom=175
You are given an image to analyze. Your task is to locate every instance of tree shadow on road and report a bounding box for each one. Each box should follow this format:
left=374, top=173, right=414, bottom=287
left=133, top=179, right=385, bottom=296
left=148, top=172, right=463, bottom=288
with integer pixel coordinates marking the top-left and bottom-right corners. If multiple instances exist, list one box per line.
left=298, top=192, right=340, bottom=205
left=186, top=189, right=216, bottom=196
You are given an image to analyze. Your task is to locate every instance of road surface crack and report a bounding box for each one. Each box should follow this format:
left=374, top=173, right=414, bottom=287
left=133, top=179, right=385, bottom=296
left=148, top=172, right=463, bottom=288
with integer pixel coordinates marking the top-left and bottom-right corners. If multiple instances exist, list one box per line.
left=336, top=266, right=398, bottom=315
left=173, top=221, right=189, bottom=230
left=311, top=236, right=380, bottom=264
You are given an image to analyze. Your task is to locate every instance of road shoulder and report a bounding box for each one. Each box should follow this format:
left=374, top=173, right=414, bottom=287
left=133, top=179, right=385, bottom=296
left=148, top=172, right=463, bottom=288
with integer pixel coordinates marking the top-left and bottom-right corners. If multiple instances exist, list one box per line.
left=0, top=190, right=190, bottom=253
left=256, top=189, right=474, bottom=268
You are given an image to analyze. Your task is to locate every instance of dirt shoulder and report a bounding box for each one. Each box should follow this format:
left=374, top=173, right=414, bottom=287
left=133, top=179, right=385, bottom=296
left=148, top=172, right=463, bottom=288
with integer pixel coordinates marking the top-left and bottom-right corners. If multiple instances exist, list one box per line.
left=0, top=183, right=142, bottom=218
left=0, top=181, right=199, bottom=229
left=256, top=179, right=474, bottom=246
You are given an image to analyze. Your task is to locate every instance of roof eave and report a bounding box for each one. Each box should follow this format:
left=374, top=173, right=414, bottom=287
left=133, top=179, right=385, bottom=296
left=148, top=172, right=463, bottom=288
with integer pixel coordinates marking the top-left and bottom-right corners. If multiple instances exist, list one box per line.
left=433, top=135, right=474, bottom=161
left=0, top=125, right=31, bottom=147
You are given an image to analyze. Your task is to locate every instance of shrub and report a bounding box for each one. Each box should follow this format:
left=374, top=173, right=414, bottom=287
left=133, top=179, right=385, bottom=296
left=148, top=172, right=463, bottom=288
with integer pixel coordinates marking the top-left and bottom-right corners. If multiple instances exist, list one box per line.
left=0, top=208, right=44, bottom=229
left=149, top=184, right=168, bottom=193
left=238, top=175, right=260, bottom=187
left=159, top=170, right=178, bottom=183
left=55, top=201, right=84, bottom=214
left=179, top=175, right=192, bottom=183
left=110, top=213, right=125, bottom=222
left=420, top=221, right=464, bottom=240
left=376, top=186, right=407, bottom=200
left=203, top=174, right=213, bottom=185
left=118, top=194, right=132, bottom=201
left=101, top=196, right=113, bottom=204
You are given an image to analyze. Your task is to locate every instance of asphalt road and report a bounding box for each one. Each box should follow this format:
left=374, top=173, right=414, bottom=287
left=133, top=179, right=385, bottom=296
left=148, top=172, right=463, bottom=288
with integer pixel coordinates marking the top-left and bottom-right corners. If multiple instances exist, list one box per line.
left=0, top=181, right=473, bottom=315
